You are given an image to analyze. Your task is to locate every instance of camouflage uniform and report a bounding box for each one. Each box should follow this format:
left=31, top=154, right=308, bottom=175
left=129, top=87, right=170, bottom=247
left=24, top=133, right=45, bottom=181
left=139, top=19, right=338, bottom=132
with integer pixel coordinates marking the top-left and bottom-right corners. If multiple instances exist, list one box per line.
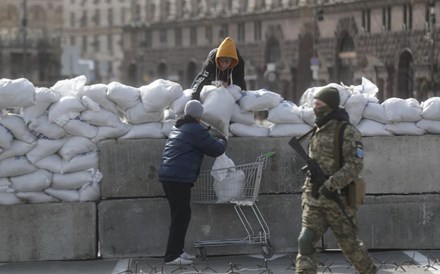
left=295, top=118, right=377, bottom=274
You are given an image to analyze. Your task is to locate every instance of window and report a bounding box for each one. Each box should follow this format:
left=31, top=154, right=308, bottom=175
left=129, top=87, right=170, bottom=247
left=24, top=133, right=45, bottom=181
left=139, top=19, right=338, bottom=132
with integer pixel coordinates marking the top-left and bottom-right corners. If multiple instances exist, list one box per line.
left=219, top=24, right=228, bottom=38
left=108, top=8, right=113, bottom=26
left=403, top=4, right=412, bottom=30
left=160, top=29, right=167, bottom=45
left=80, top=10, right=87, bottom=27
left=70, top=36, right=76, bottom=46
left=175, top=28, right=182, bottom=47
left=361, top=9, right=370, bottom=33
left=382, top=6, right=391, bottom=31
left=205, top=25, right=212, bottom=44
left=254, top=21, right=261, bottom=41
left=144, top=30, right=152, bottom=48
left=237, top=22, right=245, bottom=42
left=70, top=12, right=75, bottom=27
left=82, top=35, right=88, bottom=52
left=93, top=35, right=100, bottom=52
left=121, top=7, right=126, bottom=25
left=93, top=9, right=100, bottom=26
left=190, top=27, right=197, bottom=46
left=107, top=34, right=113, bottom=53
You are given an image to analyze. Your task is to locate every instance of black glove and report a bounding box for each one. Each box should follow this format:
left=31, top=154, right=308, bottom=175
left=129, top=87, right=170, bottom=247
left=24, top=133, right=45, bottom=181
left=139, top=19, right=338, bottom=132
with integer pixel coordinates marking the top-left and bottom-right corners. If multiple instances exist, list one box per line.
left=319, top=185, right=335, bottom=200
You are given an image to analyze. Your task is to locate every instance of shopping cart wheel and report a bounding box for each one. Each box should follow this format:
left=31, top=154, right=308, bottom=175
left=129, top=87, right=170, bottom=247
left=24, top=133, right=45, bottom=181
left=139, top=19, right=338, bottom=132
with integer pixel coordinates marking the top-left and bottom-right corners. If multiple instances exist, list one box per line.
left=197, top=247, right=207, bottom=260
left=261, top=244, right=274, bottom=259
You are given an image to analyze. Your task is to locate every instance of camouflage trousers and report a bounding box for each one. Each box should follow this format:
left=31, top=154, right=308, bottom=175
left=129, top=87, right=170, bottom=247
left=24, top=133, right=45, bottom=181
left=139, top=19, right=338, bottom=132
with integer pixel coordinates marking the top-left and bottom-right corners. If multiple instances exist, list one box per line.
left=295, top=203, right=378, bottom=274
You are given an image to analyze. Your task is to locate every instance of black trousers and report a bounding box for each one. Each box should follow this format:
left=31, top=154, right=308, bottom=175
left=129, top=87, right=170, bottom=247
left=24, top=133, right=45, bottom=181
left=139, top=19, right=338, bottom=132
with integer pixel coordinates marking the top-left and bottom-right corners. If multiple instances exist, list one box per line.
left=161, top=181, right=192, bottom=262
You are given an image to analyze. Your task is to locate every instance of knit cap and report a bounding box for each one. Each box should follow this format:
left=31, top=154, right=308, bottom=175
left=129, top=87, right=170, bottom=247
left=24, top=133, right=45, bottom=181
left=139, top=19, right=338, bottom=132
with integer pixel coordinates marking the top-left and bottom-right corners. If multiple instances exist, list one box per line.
left=184, top=100, right=204, bottom=118
left=313, top=87, right=340, bottom=110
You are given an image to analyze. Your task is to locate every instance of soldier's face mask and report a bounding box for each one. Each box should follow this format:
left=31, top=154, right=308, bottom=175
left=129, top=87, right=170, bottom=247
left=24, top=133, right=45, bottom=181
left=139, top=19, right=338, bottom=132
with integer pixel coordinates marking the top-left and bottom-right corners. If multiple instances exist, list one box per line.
left=313, top=105, right=332, bottom=118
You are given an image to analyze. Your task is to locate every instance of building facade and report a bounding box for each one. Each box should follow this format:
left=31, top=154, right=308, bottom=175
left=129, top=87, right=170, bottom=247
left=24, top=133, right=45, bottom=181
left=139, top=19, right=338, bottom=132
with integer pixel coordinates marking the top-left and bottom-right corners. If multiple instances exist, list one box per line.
left=0, top=0, right=63, bottom=87
left=61, top=0, right=150, bottom=83
left=121, top=0, right=439, bottom=103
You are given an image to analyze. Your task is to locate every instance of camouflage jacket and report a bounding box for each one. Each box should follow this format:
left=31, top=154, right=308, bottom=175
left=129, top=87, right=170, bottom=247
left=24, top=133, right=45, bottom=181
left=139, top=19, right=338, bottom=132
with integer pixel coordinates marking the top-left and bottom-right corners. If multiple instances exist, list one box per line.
left=302, top=118, right=364, bottom=207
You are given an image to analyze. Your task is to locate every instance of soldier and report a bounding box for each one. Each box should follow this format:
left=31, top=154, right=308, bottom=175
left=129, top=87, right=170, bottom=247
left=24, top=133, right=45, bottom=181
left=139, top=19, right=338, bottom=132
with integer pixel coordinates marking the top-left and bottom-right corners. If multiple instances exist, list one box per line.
left=295, top=87, right=377, bottom=274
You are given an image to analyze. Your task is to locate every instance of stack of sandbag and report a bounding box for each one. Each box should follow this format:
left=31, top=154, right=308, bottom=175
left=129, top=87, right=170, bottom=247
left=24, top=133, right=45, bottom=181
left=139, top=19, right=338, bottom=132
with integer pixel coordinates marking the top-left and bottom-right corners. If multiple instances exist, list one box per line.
left=382, top=97, right=425, bottom=135
left=266, top=101, right=312, bottom=137
left=416, top=97, right=440, bottom=134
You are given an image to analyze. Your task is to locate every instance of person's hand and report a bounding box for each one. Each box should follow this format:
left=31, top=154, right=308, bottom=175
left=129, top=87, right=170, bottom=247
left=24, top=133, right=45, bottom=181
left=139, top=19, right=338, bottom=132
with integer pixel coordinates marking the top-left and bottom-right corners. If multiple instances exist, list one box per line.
left=218, top=135, right=228, bottom=142
left=319, top=184, right=335, bottom=200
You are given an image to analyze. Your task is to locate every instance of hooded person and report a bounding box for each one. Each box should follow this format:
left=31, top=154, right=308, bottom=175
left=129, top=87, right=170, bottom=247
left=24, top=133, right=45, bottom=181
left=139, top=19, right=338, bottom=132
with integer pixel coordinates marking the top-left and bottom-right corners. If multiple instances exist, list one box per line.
left=158, top=100, right=228, bottom=265
left=191, top=37, right=247, bottom=101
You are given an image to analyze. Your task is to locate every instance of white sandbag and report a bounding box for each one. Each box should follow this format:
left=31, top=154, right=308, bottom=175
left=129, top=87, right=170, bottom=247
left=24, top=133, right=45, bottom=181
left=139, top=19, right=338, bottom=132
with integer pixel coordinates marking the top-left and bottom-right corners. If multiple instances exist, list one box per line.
left=213, top=170, right=246, bottom=203
left=10, top=169, right=52, bottom=192
left=267, top=101, right=303, bottom=124
left=0, top=113, right=36, bottom=144
left=161, top=119, right=175, bottom=138
left=81, top=95, right=101, bottom=111
left=239, top=89, right=283, bottom=112
left=421, top=97, right=440, bottom=120
left=226, top=84, right=243, bottom=101
left=300, top=83, right=348, bottom=107
left=229, top=123, right=269, bottom=137
left=51, top=170, right=97, bottom=190
left=119, top=123, right=164, bottom=139
left=16, top=192, right=59, bottom=203
left=51, top=75, right=86, bottom=97
left=62, top=151, right=99, bottom=173
left=362, top=102, right=389, bottom=124
left=230, top=104, right=254, bottom=125
left=26, top=138, right=66, bottom=163
left=28, top=115, right=67, bottom=140
left=200, top=85, right=217, bottom=102
left=33, top=154, right=63, bottom=173
left=62, top=119, right=99, bottom=139
left=416, top=119, right=440, bottom=134
left=79, top=179, right=101, bottom=202
left=91, top=123, right=131, bottom=143
left=0, top=78, right=35, bottom=108
left=0, top=124, right=13, bottom=149
left=20, top=87, right=60, bottom=123
left=81, top=84, right=118, bottom=113
left=170, top=89, right=192, bottom=115
left=299, top=106, right=315, bottom=126
left=202, top=87, right=236, bottom=136
left=360, top=77, right=380, bottom=103
left=140, top=79, right=183, bottom=112
left=0, top=178, right=11, bottom=192
left=163, top=109, right=175, bottom=120
left=211, top=154, right=236, bottom=182
left=0, top=156, right=37, bottom=177
left=123, top=102, right=164, bottom=124
left=44, top=188, right=80, bottom=202
left=0, top=193, right=23, bottom=205
left=48, top=96, right=86, bottom=125
left=80, top=109, right=122, bottom=127
left=344, top=93, right=368, bottom=125
left=357, top=119, right=393, bottom=137
left=384, top=122, right=425, bottom=135
left=269, top=123, right=313, bottom=137
left=58, top=136, right=97, bottom=161
left=382, top=98, right=422, bottom=122
left=107, top=81, right=140, bottom=110
left=0, top=140, right=36, bottom=160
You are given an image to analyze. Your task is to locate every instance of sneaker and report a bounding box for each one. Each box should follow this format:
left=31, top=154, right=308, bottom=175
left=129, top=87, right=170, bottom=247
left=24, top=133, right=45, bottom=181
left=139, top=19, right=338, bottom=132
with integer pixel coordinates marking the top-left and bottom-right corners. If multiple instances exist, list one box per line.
left=165, top=257, right=193, bottom=265
left=180, top=251, right=196, bottom=260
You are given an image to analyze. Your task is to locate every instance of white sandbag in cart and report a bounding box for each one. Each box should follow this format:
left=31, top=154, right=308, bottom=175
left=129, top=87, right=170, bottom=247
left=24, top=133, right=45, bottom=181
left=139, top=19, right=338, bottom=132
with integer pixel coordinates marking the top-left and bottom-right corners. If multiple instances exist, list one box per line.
left=211, top=154, right=245, bottom=203
left=0, top=78, right=35, bottom=108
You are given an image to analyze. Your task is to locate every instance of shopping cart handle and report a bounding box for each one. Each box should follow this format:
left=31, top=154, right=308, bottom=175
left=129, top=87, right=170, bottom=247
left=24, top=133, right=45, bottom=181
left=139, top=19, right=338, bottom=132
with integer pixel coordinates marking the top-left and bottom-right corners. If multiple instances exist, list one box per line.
left=262, top=151, right=276, bottom=158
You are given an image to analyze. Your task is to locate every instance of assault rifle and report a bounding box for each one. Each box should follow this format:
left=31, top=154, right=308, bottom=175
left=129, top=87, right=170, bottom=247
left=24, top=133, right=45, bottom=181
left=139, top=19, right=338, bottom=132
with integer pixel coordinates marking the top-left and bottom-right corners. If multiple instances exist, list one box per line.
left=289, top=136, right=356, bottom=228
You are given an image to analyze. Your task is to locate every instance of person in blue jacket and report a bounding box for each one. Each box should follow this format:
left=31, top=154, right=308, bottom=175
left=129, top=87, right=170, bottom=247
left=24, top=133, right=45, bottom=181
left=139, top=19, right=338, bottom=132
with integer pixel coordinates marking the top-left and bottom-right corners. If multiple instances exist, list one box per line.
left=159, top=100, right=228, bottom=265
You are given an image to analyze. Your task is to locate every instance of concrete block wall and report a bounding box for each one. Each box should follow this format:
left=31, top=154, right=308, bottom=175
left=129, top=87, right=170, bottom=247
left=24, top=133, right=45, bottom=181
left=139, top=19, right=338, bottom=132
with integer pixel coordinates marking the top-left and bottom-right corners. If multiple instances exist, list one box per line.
left=1, top=135, right=439, bottom=262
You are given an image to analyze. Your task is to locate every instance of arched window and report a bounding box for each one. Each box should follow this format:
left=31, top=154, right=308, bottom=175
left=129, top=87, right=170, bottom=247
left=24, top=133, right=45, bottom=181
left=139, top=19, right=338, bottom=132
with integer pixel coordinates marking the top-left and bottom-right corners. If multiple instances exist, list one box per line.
left=337, top=34, right=355, bottom=84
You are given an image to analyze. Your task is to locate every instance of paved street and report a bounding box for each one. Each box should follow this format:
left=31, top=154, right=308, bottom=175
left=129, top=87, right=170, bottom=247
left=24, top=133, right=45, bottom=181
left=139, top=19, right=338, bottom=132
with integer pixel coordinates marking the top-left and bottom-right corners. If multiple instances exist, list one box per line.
left=0, top=250, right=439, bottom=274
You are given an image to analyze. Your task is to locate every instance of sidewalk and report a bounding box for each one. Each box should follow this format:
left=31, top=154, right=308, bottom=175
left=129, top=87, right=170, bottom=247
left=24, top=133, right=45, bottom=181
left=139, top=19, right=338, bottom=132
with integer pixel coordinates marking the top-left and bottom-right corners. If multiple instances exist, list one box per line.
left=0, top=250, right=439, bottom=274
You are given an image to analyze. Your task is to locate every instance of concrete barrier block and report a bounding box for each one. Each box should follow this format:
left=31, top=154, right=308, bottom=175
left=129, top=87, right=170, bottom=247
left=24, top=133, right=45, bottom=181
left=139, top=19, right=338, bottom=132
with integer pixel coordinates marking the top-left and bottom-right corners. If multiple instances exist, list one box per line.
left=99, top=139, right=166, bottom=198
left=98, top=194, right=302, bottom=258
left=0, top=202, right=96, bottom=262
left=323, top=194, right=440, bottom=249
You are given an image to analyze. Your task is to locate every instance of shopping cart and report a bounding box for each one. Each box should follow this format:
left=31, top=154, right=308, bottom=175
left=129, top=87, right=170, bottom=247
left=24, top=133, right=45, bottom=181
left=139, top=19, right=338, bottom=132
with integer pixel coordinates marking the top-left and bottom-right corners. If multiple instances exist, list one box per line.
left=192, top=152, right=275, bottom=259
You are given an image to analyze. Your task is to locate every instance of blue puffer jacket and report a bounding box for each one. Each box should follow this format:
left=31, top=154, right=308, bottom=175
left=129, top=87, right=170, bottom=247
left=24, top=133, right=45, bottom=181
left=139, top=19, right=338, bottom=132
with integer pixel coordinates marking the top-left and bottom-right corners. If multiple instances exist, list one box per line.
left=159, top=116, right=227, bottom=184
